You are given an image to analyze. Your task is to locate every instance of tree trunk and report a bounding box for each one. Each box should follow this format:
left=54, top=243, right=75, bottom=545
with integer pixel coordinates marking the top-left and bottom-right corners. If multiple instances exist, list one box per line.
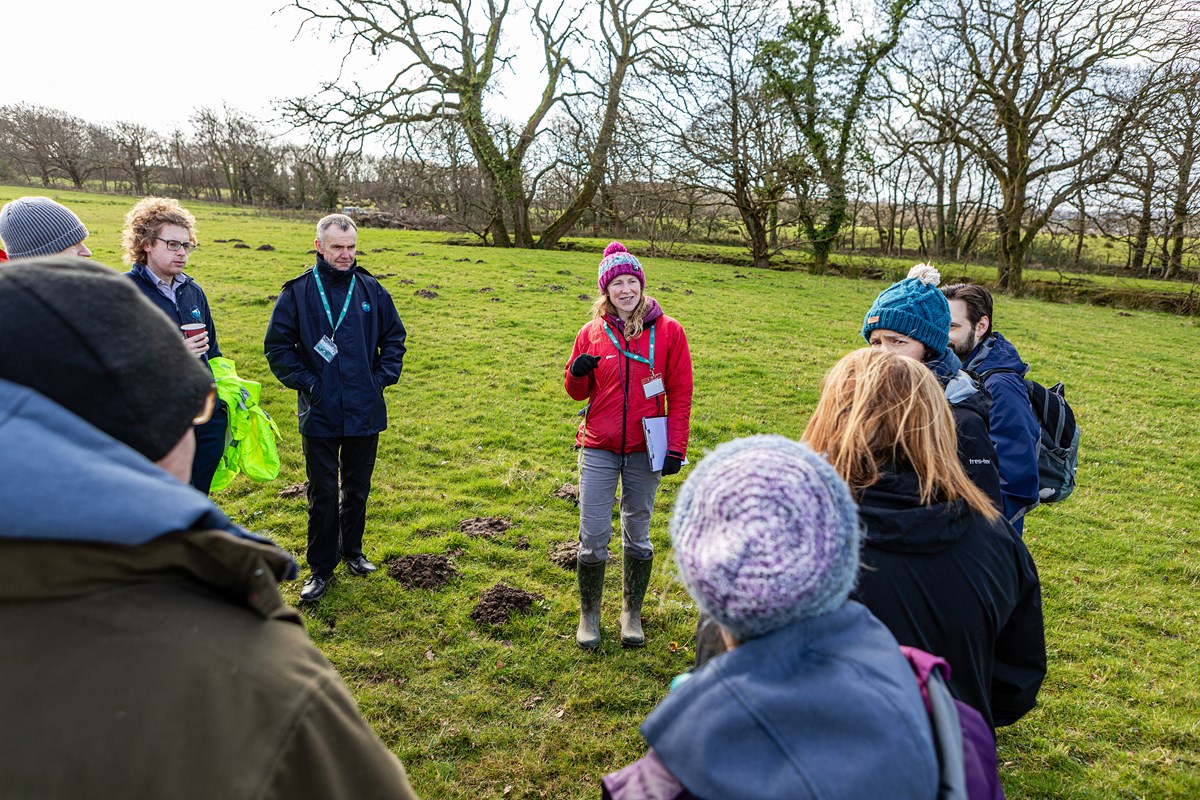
left=1131, top=158, right=1155, bottom=272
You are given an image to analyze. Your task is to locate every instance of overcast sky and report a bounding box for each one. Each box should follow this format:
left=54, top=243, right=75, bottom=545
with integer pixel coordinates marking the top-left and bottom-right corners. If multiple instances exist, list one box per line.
left=6, top=0, right=543, bottom=136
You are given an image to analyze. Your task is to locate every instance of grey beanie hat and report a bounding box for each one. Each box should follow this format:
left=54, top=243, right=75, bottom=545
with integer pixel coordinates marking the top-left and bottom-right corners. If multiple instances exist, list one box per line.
left=669, top=435, right=862, bottom=642
left=0, top=196, right=89, bottom=259
left=0, top=257, right=214, bottom=461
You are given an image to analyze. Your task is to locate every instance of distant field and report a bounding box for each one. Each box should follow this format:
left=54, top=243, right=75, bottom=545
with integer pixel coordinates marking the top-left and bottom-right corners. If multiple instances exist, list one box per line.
left=6, top=185, right=1198, bottom=799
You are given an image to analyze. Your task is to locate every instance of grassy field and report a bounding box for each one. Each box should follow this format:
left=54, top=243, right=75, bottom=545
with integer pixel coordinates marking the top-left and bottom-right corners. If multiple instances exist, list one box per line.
left=6, top=186, right=1199, bottom=798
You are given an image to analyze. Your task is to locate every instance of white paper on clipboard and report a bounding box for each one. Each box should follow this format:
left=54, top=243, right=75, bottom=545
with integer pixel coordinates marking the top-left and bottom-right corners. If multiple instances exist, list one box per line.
left=642, top=416, right=668, bottom=471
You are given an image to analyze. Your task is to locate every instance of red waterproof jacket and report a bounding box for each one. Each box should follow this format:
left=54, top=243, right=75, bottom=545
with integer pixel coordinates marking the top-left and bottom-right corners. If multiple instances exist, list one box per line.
left=564, top=301, right=693, bottom=459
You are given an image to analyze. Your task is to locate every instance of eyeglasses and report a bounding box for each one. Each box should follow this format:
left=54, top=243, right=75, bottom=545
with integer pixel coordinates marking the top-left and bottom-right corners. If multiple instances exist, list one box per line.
left=156, top=237, right=198, bottom=254
left=193, top=386, right=217, bottom=426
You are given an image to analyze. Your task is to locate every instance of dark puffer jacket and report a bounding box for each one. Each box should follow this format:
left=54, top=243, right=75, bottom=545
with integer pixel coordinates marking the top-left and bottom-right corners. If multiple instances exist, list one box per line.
left=928, top=349, right=1003, bottom=512
left=851, top=464, right=1046, bottom=729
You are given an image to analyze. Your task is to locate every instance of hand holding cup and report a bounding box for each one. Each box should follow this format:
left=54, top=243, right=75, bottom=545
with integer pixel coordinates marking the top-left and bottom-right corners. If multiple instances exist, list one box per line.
left=181, top=324, right=209, bottom=357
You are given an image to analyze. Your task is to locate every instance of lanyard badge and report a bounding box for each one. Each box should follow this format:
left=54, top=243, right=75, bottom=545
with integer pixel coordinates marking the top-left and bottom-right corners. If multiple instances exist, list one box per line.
left=603, top=324, right=661, bottom=398
left=313, top=269, right=357, bottom=362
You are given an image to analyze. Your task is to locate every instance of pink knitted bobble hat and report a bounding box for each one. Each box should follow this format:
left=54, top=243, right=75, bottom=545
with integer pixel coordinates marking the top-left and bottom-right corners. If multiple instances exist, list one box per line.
left=597, top=241, right=645, bottom=293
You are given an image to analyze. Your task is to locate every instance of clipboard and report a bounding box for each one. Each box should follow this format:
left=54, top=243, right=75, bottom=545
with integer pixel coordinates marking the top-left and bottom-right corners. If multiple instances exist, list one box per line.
left=642, top=416, right=686, bottom=472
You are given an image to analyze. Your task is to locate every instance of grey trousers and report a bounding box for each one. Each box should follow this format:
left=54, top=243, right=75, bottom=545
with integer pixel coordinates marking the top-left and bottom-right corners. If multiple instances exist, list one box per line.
left=577, top=447, right=662, bottom=564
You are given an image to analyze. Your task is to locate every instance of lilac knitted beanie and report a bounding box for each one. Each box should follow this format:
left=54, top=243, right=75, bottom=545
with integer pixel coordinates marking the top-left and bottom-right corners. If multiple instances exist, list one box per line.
left=597, top=241, right=645, bottom=293
left=669, top=435, right=862, bottom=641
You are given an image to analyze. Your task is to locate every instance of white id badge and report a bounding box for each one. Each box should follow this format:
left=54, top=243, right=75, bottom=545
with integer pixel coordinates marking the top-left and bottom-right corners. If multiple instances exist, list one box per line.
left=314, top=335, right=339, bottom=363
left=642, top=373, right=665, bottom=399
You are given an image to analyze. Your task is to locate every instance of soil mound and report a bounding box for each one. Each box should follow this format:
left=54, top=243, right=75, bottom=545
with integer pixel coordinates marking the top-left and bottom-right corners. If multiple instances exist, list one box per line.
left=387, top=554, right=457, bottom=590
left=470, top=583, right=543, bottom=626
left=459, top=516, right=513, bottom=539
left=549, top=541, right=580, bottom=570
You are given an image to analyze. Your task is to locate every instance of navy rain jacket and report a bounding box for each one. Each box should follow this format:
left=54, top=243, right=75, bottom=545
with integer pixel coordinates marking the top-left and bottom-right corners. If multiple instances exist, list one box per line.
left=965, top=332, right=1042, bottom=526
left=264, top=258, right=406, bottom=438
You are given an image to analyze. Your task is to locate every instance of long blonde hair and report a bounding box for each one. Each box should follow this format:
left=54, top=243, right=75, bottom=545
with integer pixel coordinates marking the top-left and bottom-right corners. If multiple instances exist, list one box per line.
left=588, top=292, right=649, bottom=339
left=803, top=348, right=1000, bottom=519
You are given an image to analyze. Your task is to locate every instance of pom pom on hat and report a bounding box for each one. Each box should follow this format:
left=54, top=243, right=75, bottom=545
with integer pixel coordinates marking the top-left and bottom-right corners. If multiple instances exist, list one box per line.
left=597, top=241, right=645, bottom=293
left=861, top=262, right=951, bottom=356
left=906, top=263, right=941, bottom=286
left=669, top=435, right=862, bottom=641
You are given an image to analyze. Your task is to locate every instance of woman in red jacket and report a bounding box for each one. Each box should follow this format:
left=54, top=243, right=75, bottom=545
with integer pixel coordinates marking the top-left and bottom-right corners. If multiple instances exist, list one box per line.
left=564, top=242, right=693, bottom=650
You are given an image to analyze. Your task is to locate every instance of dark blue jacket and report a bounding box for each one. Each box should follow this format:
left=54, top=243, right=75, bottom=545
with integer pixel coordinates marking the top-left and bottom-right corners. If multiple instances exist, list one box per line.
left=264, top=258, right=406, bottom=438
left=927, top=349, right=1003, bottom=512
left=965, top=332, right=1042, bottom=525
left=126, top=264, right=221, bottom=360
left=635, top=603, right=938, bottom=800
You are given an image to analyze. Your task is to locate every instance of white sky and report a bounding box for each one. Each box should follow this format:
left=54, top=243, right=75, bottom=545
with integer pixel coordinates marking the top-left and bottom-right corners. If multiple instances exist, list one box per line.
left=5, top=0, right=544, bottom=137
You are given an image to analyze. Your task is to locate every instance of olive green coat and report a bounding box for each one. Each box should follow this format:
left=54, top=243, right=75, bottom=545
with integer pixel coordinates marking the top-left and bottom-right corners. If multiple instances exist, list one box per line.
left=0, top=530, right=419, bottom=800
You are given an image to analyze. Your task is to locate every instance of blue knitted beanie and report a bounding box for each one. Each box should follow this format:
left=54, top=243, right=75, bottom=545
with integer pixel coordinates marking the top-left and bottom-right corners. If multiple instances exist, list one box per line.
left=0, top=197, right=89, bottom=259
left=669, top=435, right=862, bottom=641
left=861, top=264, right=950, bottom=356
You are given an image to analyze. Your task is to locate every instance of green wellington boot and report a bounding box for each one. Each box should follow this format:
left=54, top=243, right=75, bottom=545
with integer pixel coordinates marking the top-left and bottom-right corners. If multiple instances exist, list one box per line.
left=576, top=558, right=606, bottom=649
left=620, top=555, right=654, bottom=647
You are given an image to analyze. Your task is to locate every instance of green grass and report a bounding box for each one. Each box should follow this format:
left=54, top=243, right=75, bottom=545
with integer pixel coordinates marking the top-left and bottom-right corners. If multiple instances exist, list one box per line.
left=6, top=185, right=1200, bottom=798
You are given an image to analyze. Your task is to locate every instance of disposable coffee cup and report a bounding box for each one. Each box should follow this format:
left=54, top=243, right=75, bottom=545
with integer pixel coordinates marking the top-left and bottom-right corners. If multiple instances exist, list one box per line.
left=181, top=323, right=206, bottom=339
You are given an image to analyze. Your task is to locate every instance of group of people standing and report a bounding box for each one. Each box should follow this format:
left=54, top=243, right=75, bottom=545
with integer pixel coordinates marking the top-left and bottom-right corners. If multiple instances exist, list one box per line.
left=573, top=255, right=1047, bottom=797
left=0, top=194, right=1050, bottom=799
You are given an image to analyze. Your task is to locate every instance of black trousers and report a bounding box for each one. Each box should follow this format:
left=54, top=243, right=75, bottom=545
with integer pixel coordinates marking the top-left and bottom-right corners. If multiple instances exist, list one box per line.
left=302, top=434, right=379, bottom=578
left=191, top=405, right=227, bottom=496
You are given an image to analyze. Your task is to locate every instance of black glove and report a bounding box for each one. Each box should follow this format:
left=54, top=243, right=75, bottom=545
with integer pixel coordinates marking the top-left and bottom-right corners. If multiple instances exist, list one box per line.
left=570, top=353, right=601, bottom=377
left=661, top=451, right=684, bottom=476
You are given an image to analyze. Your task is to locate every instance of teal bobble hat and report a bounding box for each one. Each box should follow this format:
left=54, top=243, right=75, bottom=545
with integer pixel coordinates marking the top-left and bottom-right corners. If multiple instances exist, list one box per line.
left=669, top=435, right=862, bottom=641
left=0, top=196, right=89, bottom=259
left=861, top=264, right=950, bottom=356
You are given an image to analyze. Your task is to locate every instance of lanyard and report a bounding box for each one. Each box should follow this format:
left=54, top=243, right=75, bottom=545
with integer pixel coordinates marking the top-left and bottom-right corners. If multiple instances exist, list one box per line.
left=603, top=323, right=655, bottom=370
left=313, top=269, right=357, bottom=337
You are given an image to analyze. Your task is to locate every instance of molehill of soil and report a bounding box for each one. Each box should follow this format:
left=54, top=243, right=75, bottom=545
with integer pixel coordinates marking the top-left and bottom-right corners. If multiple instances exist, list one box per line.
left=553, top=483, right=579, bottom=505
left=470, top=583, right=543, bottom=626
left=387, top=554, right=457, bottom=590
left=459, top=516, right=513, bottom=539
left=549, top=541, right=580, bottom=570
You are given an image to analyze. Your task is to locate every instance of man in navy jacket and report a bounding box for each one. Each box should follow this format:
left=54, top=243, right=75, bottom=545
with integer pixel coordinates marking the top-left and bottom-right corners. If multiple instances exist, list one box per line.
left=124, top=197, right=226, bottom=495
left=943, top=283, right=1041, bottom=533
left=265, top=214, right=407, bottom=602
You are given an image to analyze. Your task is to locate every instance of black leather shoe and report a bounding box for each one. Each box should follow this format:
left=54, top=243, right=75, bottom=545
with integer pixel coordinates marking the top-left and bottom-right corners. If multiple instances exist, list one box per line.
left=299, top=574, right=329, bottom=603
left=343, top=555, right=377, bottom=577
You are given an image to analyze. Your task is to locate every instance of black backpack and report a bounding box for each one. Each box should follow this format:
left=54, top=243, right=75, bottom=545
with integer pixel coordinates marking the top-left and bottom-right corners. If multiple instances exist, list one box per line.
left=980, top=369, right=1080, bottom=503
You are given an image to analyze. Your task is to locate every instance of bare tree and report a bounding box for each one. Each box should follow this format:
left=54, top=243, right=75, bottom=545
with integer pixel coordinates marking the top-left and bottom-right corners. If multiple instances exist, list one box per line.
left=284, top=0, right=672, bottom=248
left=895, top=0, right=1198, bottom=291
left=651, top=0, right=794, bottom=268
left=110, top=122, right=162, bottom=195
left=757, top=0, right=917, bottom=272
left=1156, top=66, right=1200, bottom=278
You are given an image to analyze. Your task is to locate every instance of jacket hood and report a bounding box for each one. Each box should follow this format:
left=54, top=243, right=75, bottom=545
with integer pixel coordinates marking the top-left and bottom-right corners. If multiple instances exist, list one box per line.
left=856, top=466, right=973, bottom=553
left=604, top=297, right=663, bottom=334
left=966, top=332, right=1028, bottom=375
left=0, top=379, right=294, bottom=578
left=641, top=602, right=937, bottom=800
left=926, top=347, right=962, bottom=382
